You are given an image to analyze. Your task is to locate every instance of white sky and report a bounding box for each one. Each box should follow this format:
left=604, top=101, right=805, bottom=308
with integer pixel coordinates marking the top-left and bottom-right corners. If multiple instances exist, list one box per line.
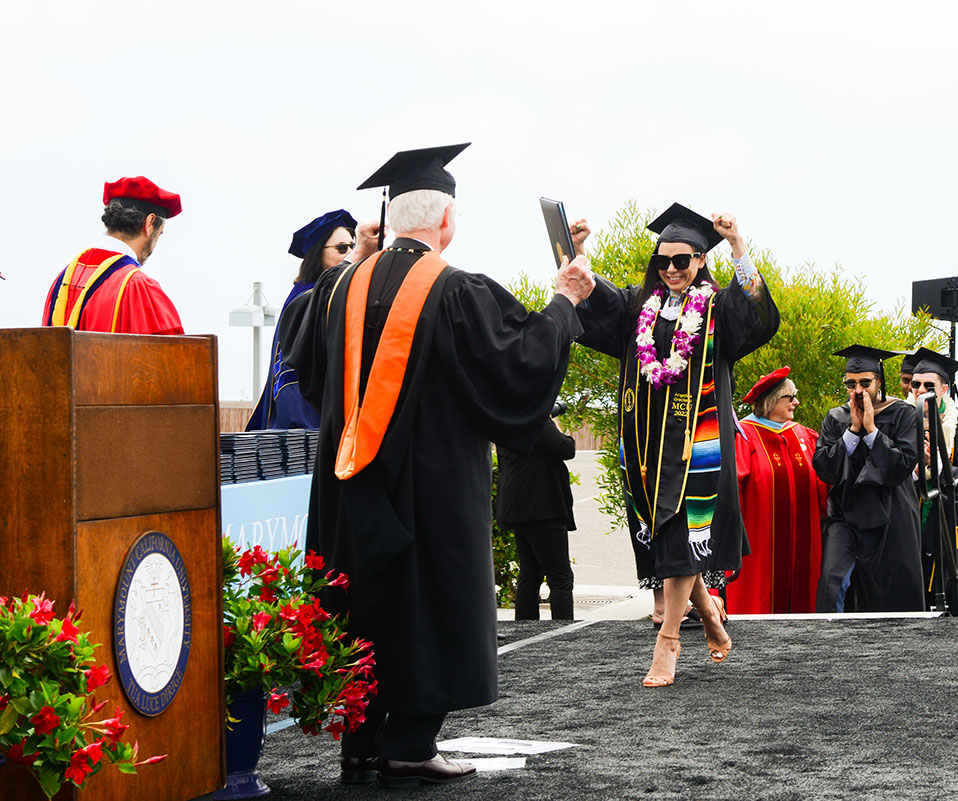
left=2, top=0, right=956, bottom=400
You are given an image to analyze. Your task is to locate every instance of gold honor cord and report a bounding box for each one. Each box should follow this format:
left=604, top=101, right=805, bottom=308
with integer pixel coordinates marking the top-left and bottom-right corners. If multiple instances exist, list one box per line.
left=676, top=295, right=716, bottom=505
left=753, top=427, right=778, bottom=602
left=110, top=268, right=138, bottom=332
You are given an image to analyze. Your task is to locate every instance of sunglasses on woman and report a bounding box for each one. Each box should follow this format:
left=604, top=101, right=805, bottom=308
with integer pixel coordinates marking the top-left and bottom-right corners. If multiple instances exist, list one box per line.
left=648, top=253, right=703, bottom=272
left=325, top=241, right=355, bottom=255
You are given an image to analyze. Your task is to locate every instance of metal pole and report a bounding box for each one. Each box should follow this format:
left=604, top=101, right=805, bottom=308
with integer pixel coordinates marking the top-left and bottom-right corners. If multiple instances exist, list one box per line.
left=252, top=281, right=263, bottom=393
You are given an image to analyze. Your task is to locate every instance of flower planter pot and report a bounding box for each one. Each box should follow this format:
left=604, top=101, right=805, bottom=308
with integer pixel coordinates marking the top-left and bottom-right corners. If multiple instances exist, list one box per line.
left=214, top=688, right=270, bottom=799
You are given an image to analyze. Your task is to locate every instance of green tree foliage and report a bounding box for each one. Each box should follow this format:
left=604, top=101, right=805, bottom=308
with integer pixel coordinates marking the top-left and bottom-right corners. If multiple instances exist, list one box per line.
left=508, top=200, right=945, bottom=531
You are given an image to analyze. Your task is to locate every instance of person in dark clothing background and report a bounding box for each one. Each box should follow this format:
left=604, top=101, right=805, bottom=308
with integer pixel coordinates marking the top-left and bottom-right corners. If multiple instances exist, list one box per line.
left=497, top=410, right=577, bottom=620
left=813, top=345, right=923, bottom=612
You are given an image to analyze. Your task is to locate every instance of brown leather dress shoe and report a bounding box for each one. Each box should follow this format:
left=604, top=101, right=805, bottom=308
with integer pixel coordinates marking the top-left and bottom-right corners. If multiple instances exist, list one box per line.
left=340, top=756, right=379, bottom=784
left=377, top=754, right=477, bottom=787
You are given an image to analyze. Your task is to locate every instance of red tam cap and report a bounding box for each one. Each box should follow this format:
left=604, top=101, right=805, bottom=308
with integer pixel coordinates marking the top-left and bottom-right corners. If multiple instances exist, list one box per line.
left=103, top=176, right=182, bottom=218
left=743, top=366, right=791, bottom=404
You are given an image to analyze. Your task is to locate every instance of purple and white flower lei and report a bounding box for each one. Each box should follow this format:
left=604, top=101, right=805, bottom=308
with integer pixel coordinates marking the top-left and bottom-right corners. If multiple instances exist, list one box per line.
left=635, top=284, right=714, bottom=390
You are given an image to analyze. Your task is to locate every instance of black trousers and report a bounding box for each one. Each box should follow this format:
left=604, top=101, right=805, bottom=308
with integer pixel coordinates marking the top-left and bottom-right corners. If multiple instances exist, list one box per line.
left=341, top=710, right=446, bottom=762
left=514, top=519, right=574, bottom=620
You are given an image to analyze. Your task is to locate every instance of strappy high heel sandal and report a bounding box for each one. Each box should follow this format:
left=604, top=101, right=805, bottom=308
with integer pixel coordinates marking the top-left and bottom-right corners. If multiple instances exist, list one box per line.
left=700, top=596, right=731, bottom=662
left=643, top=632, right=681, bottom=687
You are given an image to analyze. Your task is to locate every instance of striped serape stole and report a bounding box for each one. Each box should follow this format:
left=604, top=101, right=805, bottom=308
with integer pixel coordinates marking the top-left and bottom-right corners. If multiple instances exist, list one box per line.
left=685, top=311, right=720, bottom=560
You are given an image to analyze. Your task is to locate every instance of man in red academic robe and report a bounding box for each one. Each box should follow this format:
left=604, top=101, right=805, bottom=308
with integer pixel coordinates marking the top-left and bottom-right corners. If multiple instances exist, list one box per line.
left=728, top=367, right=828, bottom=613
left=42, top=176, right=183, bottom=334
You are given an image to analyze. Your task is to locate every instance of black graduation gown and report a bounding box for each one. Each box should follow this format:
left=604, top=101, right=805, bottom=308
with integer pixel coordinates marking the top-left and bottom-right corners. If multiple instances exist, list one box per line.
left=496, top=421, right=577, bottom=531
left=281, top=239, right=582, bottom=715
left=575, top=274, right=779, bottom=579
left=813, top=400, right=924, bottom=612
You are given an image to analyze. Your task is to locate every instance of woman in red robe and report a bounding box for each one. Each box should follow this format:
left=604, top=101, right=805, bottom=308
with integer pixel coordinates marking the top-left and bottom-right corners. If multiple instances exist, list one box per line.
left=728, top=367, right=828, bottom=613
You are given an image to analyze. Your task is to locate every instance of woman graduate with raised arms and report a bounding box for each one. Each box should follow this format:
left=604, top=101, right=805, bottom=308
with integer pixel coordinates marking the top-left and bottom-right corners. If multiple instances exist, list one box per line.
left=573, top=204, right=779, bottom=686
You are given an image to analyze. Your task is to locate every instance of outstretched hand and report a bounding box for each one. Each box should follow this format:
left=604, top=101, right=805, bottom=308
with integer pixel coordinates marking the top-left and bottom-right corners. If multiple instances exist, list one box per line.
left=555, top=255, right=595, bottom=307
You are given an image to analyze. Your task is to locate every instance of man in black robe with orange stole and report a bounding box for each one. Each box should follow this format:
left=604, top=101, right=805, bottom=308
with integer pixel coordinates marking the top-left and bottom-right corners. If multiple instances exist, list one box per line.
left=814, top=346, right=924, bottom=612
left=282, top=144, right=595, bottom=787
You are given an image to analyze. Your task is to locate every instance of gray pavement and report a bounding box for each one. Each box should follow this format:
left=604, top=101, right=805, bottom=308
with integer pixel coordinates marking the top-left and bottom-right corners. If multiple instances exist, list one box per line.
left=497, top=450, right=654, bottom=622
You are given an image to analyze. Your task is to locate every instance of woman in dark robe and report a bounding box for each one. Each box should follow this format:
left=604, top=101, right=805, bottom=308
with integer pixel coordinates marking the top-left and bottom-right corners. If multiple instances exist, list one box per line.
left=572, top=204, right=779, bottom=686
left=246, top=209, right=357, bottom=431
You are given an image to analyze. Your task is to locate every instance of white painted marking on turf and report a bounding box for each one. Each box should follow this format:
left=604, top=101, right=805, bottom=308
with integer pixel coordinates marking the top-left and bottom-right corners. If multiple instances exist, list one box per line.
left=497, top=619, right=597, bottom=656
left=469, top=757, right=527, bottom=771
left=438, top=737, right=577, bottom=755
left=728, top=611, right=945, bottom=620
left=266, top=717, right=297, bottom=735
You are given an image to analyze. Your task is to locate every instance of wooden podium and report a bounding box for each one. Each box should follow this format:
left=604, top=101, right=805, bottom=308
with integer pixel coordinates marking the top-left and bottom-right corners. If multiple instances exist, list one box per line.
left=0, top=328, right=225, bottom=800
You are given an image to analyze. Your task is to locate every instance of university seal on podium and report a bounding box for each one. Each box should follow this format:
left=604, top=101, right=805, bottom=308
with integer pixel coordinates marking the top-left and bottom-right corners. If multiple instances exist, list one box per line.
left=113, top=531, right=192, bottom=716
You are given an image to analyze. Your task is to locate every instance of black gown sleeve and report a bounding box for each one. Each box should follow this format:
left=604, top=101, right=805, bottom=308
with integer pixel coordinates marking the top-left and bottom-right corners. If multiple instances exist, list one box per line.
left=435, top=272, right=582, bottom=453
left=812, top=409, right=857, bottom=486
left=574, top=275, right=637, bottom=358
left=536, top=421, right=576, bottom=461
left=281, top=264, right=346, bottom=408
left=713, top=274, right=780, bottom=362
left=856, top=404, right=918, bottom=488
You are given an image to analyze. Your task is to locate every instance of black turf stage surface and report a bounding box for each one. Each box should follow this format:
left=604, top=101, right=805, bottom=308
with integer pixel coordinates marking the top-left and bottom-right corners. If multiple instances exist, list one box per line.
left=257, top=618, right=957, bottom=800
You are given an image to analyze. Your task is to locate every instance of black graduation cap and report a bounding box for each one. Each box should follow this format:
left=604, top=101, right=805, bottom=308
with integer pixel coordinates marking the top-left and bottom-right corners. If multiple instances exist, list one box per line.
left=357, top=143, right=470, bottom=249
left=834, top=345, right=897, bottom=401
left=357, top=143, right=470, bottom=200
left=647, top=203, right=724, bottom=253
left=898, top=350, right=920, bottom=375
left=834, top=345, right=897, bottom=374
left=910, top=347, right=958, bottom=382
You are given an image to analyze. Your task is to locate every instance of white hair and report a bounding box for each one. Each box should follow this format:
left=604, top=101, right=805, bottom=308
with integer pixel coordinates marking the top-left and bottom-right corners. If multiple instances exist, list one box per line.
left=387, top=190, right=453, bottom=234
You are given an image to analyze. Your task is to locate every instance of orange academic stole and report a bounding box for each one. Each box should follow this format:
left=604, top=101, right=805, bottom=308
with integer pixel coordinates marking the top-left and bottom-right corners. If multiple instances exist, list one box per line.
left=334, top=252, right=447, bottom=479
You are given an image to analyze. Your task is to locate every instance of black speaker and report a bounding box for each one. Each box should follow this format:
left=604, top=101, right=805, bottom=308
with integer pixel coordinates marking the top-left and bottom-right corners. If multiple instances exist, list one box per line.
left=912, top=277, right=958, bottom=322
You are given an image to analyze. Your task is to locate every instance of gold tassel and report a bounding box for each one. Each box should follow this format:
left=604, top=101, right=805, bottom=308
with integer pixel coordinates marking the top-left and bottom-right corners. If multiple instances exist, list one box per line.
left=682, top=428, right=692, bottom=461
left=640, top=464, right=648, bottom=482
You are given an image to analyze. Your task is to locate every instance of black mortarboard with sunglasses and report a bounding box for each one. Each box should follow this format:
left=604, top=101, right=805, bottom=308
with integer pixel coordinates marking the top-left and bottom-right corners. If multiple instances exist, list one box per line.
left=909, top=347, right=958, bottom=384
left=834, top=345, right=898, bottom=402
left=358, top=143, right=471, bottom=249
left=646, top=203, right=724, bottom=275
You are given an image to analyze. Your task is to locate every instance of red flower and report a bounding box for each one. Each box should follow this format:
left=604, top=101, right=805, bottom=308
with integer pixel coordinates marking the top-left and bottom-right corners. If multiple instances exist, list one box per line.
left=252, top=611, right=271, bottom=631
left=279, top=603, right=299, bottom=623
left=237, top=551, right=255, bottom=577
left=7, top=742, right=40, bottom=765
left=304, top=551, right=325, bottom=570
left=238, top=545, right=270, bottom=576
left=65, top=746, right=98, bottom=785
left=0, top=693, right=8, bottom=711
left=224, top=626, right=236, bottom=648
left=267, top=691, right=289, bottom=713
left=258, top=566, right=279, bottom=585
left=84, top=664, right=112, bottom=690
left=56, top=617, right=80, bottom=643
left=65, top=764, right=90, bottom=785
left=325, top=719, right=346, bottom=740
left=31, top=706, right=61, bottom=735
left=258, top=586, right=277, bottom=603
left=138, top=754, right=168, bottom=766
left=80, top=739, right=105, bottom=766
left=326, top=571, right=349, bottom=589
left=29, top=594, right=55, bottom=625
left=101, top=707, right=130, bottom=744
